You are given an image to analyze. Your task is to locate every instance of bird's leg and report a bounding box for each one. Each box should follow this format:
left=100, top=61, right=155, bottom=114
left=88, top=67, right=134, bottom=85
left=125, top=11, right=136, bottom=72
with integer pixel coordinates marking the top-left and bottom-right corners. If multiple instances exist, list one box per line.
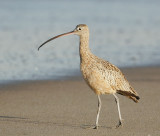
left=93, top=95, right=102, bottom=129
left=113, top=93, right=123, bottom=128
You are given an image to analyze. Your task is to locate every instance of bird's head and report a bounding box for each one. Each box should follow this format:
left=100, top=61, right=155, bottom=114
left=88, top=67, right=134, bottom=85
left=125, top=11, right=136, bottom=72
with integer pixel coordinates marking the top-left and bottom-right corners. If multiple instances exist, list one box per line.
left=38, top=24, right=89, bottom=50
left=73, top=24, right=89, bottom=36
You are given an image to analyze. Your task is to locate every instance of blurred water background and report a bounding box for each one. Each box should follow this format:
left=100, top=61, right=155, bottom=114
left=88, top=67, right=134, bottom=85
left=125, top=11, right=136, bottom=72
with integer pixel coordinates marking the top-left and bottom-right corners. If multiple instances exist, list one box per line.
left=0, top=0, right=160, bottom=80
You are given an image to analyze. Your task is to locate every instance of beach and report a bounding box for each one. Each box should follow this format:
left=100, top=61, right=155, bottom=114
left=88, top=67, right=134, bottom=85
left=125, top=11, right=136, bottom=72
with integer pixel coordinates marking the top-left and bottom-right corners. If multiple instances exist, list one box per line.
left=0, top=1, right=160, bottom=135
left=0, top=67, right=160, bottom=136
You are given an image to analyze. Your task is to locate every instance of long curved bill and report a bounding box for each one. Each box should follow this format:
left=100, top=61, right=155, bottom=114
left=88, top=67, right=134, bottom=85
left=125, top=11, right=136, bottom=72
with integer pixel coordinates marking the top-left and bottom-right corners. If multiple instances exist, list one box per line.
left=38, top=31, right=75, bottom=50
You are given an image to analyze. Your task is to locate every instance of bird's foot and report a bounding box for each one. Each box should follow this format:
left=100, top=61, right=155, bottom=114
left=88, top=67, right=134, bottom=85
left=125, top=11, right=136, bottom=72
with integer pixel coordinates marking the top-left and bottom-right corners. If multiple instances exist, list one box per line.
left=84, top=125, right=99, bottom=129
left=115, top=120, right=123, bottom=129
left=93, top=125, right=99, bottom=129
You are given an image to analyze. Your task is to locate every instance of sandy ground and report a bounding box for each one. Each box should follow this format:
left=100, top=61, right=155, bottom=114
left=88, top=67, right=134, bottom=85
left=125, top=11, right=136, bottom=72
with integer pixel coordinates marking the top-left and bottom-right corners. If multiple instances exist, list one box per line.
left=0, top=67, right=160, bottom=136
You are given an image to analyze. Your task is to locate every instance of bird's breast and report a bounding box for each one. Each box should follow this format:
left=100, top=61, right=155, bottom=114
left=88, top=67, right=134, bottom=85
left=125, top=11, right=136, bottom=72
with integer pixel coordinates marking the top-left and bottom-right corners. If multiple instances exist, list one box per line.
left=80, top=62, right=115, bottom=94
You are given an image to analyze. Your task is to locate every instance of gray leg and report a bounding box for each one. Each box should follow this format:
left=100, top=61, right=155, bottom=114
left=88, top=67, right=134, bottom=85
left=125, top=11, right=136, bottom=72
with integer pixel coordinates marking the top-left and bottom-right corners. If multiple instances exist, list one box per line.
left=94, top=95, right=102, bottom=129
left=113, top=93, right=123, bottom=128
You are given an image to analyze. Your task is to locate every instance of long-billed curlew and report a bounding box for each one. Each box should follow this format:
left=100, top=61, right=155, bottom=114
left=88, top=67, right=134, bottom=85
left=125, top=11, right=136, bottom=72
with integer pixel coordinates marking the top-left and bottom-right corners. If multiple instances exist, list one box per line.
left=38, top=24, right=140, bottom=129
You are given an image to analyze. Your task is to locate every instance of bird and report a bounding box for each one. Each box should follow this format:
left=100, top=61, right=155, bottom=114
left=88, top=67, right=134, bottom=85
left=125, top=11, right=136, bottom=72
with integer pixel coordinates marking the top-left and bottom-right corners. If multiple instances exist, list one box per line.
left=38, top=24, right=140, bottom=129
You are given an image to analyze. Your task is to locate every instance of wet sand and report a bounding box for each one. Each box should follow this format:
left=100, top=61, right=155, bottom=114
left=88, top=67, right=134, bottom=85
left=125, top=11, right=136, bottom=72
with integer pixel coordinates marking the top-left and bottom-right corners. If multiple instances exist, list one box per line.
left=0, top=67, right=160, bottom=136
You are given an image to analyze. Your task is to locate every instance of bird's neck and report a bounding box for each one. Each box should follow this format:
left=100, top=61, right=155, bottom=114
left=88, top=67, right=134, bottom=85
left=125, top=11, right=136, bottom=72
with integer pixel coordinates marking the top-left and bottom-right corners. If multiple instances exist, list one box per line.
left=79, top=35, right=92, bottom=63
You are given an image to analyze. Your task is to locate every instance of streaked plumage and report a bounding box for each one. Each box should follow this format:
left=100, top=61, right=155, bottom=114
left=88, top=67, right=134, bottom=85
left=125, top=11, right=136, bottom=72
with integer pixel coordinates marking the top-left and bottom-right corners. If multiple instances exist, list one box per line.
left=38, top=24, right=140, bottom=129
left=81, top=54, right=139, bottom=102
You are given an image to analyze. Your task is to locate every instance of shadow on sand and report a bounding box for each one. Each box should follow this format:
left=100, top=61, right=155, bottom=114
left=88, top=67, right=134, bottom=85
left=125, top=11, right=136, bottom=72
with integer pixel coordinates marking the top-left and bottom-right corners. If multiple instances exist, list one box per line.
left=0, top=115, right=112, bottom=129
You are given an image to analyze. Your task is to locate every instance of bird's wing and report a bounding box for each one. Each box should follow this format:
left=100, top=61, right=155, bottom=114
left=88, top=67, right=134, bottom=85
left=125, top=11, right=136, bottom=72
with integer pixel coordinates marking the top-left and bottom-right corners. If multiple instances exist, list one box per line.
left=99, top=59, right=137, bottom=94
left=95, top=58, right=139, bottom=102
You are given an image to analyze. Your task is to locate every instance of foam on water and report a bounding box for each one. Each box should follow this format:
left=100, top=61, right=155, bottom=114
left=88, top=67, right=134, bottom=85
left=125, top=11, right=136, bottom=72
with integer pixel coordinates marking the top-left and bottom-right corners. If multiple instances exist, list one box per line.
left=0, top=0, right=160, bottom=80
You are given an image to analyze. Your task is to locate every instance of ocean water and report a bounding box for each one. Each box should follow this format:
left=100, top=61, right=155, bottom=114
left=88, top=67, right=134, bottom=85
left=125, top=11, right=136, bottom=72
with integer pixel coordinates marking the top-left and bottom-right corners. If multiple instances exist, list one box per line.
left=0, top=0, right=160, bottom=80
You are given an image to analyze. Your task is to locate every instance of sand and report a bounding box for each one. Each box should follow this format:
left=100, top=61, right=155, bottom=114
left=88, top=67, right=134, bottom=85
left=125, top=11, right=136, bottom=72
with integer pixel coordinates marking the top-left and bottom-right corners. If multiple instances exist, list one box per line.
left=0, top=67, right=160, bottom=136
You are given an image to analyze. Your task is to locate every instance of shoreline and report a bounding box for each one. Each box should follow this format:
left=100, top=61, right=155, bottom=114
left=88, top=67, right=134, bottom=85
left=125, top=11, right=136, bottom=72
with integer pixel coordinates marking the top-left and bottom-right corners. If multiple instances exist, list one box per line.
left=0, top=66, right=160, bottom=85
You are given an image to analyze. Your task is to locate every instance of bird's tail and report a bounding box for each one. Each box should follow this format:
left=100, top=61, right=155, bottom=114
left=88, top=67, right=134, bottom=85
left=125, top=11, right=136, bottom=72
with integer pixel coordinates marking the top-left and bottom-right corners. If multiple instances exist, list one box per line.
left=117, top=90, right=140, bottom=103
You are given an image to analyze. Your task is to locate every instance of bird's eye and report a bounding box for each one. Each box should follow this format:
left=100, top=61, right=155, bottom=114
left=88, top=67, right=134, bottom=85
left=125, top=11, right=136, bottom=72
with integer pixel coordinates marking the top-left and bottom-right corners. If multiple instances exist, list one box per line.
left=78, top=27, right=81, bottom=31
